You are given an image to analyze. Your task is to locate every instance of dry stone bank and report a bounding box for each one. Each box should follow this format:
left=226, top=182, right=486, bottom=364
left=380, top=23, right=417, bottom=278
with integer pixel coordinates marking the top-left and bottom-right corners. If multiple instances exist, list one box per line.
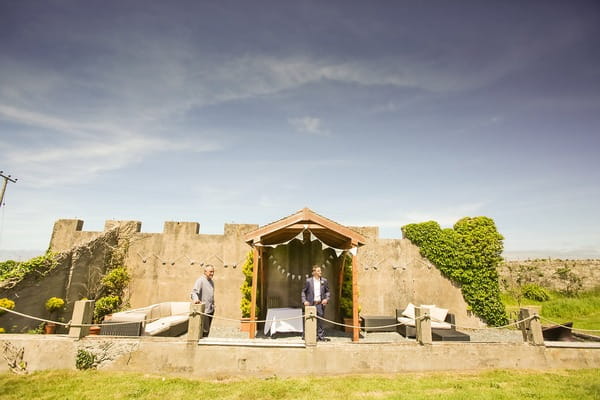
left=499, top=259, right=600, bottom=292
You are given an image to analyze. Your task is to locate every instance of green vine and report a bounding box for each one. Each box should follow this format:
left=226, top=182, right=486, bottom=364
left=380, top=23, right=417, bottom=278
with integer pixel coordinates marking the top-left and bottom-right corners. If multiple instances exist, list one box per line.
left=0, top=252, right=58, bottom=289
left=340, top=254, right=354, bottom=319
left=240, top=251, right=259, bottom=318
left=402, top=217, right=508, bottom=326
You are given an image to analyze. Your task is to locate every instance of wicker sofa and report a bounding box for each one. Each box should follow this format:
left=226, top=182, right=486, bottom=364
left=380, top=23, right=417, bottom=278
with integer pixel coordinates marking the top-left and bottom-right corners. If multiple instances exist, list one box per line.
left=102, top=301, right=191, bottom=337
left=395, top=303, right=470, bottom=341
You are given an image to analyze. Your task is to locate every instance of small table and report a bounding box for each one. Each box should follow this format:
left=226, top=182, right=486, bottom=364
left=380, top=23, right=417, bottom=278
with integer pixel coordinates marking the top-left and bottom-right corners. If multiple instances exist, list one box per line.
left=264, top=308, right=303, bottom=336
left=360, top=315, right=397, bottom=335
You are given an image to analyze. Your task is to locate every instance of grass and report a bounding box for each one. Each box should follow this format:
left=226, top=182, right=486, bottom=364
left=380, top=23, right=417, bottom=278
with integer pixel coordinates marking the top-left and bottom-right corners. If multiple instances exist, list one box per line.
left=0, top=369, right=598, bottom=400
left=502, top=287, right=600, bottom=332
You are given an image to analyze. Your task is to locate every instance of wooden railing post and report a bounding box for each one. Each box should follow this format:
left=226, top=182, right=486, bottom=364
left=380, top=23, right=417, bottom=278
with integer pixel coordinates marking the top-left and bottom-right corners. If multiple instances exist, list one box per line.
left=519, top=307, right=544, bottom=346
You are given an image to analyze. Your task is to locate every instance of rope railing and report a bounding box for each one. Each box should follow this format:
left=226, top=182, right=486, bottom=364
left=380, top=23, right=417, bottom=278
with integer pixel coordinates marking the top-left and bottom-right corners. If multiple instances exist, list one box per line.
left=5, top=305, right=590, bottom=336
left=539, top=316, right=600, bottom=333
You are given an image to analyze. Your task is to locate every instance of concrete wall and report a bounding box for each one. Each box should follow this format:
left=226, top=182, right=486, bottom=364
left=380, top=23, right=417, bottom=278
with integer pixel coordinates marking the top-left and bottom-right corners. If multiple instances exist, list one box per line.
left=3, top=216, right=485, bottom=334
left=1, top=335, right=598, bottom=377
left=357, top=238, right=480, bottom=327
left=122, top=222, right=258, bottom=332
left=0, top=227, right=121, bottom=333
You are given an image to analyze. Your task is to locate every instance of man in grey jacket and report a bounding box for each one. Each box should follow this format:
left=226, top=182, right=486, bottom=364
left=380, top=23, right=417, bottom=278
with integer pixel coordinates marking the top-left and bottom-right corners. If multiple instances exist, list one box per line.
left=191, top=265, right=215, bottom=336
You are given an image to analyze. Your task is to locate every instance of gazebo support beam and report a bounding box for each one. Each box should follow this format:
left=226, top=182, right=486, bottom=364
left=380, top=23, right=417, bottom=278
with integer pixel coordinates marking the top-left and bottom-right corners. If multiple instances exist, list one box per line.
left=352, top=245, right=360, bottom=342
left=249, top=246, right=260, bottom=338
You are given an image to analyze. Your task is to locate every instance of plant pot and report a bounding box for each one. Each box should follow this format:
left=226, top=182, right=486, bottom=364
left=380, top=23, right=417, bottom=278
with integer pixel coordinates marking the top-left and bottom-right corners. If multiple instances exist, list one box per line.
left=240, top=318, right=251, bottom=332
left=44, top=322, right=56, bottom=334
left=88, top=326, right=101, bottom=335
left=343, top=318, right=355, bottom=334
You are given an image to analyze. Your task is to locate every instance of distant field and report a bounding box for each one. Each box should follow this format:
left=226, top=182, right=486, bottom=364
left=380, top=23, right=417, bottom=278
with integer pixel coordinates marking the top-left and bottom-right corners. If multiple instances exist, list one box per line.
left=502, top=287, right=600, bottom=331
left=0, top=369, right=599, bottom=400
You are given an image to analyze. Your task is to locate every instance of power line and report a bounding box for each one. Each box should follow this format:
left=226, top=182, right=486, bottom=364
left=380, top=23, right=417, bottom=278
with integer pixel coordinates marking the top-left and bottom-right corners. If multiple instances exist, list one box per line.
left=0, top=170, right=18, bottom=208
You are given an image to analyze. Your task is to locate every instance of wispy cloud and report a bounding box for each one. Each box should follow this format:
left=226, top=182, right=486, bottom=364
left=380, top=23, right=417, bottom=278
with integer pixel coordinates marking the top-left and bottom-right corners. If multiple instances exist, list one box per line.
left=288, top=116, right=330, bottom=136
left=0, top=104, right=221, bottom=186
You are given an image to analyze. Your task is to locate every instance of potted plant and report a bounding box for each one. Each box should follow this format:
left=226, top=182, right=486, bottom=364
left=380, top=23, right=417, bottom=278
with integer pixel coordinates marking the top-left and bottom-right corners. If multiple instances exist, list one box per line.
left=0, top=298, right=15, bottom=315
left=92, top=295, right=121, bottom=334
left=0, top=298, right=16, bottom=333
left=44, top=297, right=65, bottom=334
left=240, top=251, right=259, bottom=332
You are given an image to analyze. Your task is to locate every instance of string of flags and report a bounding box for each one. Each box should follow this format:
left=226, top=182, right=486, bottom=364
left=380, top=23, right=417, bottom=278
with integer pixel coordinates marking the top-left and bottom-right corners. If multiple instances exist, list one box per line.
left=254, top=227, right=358, bottom=258
left=135, top=251, right=243, bottom=268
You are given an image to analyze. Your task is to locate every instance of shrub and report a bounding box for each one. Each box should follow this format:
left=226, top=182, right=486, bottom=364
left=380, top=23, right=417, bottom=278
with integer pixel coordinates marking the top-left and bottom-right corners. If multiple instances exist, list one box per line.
left=101, top=267, right=130, bottom=295
left=0, top=298, right=16, bottom=315
left=45, top=297, right=65, bottom=313
left=240, top=251, right=259, bottom=318
left=94, top=295, right=121, bottom=323
left=554, top=266, right=583, bottom=297
left=522, top=284, right=551, bottom=302
left=402, top=217, right=508, bottom=326
left=75, top=349, right=96, bottom=370
left=340, top=254, right=355, bottom=319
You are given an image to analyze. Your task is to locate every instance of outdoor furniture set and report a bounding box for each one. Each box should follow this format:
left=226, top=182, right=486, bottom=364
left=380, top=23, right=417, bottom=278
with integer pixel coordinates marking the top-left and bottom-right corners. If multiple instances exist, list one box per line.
left=101, top=301, right=191, bottom=337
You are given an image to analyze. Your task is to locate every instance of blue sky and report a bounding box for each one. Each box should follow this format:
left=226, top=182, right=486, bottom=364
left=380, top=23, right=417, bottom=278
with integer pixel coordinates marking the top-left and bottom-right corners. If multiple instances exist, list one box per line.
left=1, top=1, right=599, bottom=260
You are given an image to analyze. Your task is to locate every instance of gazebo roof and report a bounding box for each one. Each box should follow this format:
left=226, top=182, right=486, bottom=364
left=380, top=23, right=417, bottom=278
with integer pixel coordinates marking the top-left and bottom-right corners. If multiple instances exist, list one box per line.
left=244, top=207, right=366, bottom=249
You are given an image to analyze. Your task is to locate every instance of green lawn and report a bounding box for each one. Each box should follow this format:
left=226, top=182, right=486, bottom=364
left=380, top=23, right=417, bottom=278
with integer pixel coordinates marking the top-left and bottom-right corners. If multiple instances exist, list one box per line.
left=0, top=369, right=598, bottom=400
left=502, top=287, right=600, bottom=332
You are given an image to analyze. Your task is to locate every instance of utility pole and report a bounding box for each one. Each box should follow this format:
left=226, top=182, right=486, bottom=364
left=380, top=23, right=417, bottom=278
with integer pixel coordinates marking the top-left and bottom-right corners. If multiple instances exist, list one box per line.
left=0, top=171, right=18, bottom=208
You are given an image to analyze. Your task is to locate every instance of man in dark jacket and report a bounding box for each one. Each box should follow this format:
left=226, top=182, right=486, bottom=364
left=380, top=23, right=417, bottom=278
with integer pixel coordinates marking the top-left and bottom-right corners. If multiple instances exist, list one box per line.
left=301, top=265, right=331, bottom=341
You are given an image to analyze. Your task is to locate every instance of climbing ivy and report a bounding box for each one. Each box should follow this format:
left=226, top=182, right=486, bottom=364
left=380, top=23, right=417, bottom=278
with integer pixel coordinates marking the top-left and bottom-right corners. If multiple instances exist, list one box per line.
left=402, top=217, right=508, bottom=326
left=240, top=251, right=259, bottom=318
left=0, top=252, right=58, bottom=289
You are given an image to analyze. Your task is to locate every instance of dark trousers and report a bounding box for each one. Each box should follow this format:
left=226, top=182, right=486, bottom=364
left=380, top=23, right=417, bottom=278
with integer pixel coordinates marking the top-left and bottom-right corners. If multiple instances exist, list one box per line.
left=203, top=311, right=214, bottom=336
left=303, top=303, right=327, bottom=339
left=315, top=303, right=326, bottom=339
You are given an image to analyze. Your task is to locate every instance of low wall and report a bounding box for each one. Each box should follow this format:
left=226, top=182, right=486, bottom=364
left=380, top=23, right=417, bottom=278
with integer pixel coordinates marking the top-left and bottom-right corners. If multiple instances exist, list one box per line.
left=1, top=335, right=598, bottom=378
left=499, top=259, right=600, bottom=292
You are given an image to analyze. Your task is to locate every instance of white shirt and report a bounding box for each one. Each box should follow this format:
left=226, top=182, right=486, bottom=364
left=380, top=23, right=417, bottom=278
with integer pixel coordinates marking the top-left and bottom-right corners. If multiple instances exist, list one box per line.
left=313, top=277, right=321, bottom=302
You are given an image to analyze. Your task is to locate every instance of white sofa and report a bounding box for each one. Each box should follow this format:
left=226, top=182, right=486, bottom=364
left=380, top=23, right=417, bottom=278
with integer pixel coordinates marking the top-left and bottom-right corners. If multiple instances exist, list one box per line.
left=396, top=303, right=453, bottom=330
left=103, top=301, right=191, bottom=337
left=395, top=303, right=470, bottom=341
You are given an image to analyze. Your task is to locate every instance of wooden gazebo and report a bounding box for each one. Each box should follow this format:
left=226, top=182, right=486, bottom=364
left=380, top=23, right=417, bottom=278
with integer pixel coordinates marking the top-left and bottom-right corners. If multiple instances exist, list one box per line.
left=244, top=207, right=367, bottom=341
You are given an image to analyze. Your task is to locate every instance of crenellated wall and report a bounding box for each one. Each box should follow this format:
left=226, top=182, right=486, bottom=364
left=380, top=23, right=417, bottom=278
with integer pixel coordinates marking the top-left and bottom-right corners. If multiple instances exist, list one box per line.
left=2, top=217, right=484, bottom=334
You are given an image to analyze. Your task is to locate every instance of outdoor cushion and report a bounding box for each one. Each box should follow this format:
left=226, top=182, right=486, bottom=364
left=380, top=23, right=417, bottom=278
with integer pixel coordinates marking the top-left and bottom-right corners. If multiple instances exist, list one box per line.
left=145, top=315, right=188, bottom=336
left=108, top=311, right=147, bottom=323
left=401, top=303, right=415, bottom=319
left=430, top=306, right=448, bottom=323
left=170, top=302, right=191, bottom=316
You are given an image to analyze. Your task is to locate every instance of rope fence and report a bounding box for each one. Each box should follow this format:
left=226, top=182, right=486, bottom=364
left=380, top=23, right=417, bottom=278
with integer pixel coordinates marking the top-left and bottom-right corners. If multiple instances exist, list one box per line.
left=3, top=305, right=598, bottom=335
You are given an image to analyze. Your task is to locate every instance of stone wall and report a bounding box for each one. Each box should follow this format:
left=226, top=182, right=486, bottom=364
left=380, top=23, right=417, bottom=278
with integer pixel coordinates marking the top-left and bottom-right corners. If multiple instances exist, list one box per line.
left=499, top=259, right=600, bottom=292
left=2, top=216, right=486, bottom=334
left=1, top=335, right=599, bottom=377
left=0, top=225, right=124, bottom=332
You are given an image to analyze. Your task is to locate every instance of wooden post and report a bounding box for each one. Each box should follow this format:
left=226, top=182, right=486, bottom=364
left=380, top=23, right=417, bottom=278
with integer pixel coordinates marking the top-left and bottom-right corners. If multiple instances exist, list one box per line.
left=188, top=303, right=204, bottom=342
left=519, top=307, right=544, bottom=346
left=304, top=305, right=317, bottom=347
left=68, top=300, right=94, bottom=339
left=415, top=306, right=432, bottom=345
left=351, top=246, right=360, bottom=342
left=249, top=247, right=259, bottom=339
